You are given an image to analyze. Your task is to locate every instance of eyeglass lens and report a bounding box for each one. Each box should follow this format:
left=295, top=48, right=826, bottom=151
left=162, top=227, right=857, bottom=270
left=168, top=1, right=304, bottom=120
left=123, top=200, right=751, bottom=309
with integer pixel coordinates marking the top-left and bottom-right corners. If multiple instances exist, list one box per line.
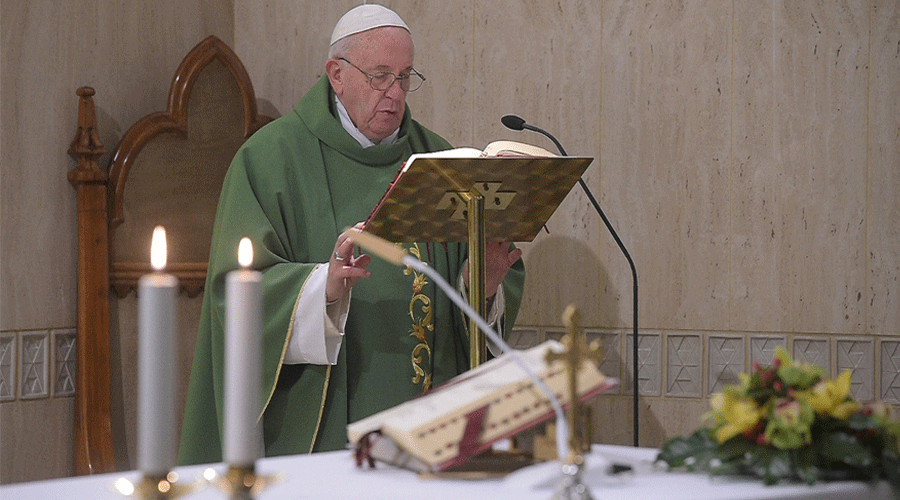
left=370, top=72, right=424, bottom=92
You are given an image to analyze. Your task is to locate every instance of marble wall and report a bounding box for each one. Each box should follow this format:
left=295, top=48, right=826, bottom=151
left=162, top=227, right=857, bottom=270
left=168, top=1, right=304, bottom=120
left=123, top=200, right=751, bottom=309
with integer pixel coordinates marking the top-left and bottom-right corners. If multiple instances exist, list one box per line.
left=0, top=0, right=235, bottom=483
left=234, top=0, right=900, bottom=446
left=1, top=0, right=898, bottom=484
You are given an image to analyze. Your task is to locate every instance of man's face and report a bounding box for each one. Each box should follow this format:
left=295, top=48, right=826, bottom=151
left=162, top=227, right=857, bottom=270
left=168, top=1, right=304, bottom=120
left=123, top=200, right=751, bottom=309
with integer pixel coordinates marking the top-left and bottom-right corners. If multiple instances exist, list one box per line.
left=328, top=27, right=414, bottom=143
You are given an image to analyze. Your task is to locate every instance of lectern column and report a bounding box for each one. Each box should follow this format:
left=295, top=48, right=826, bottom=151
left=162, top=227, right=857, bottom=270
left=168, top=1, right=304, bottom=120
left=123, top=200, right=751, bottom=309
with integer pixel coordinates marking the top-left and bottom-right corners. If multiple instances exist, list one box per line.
left=464, top=192, right=487, bottom=367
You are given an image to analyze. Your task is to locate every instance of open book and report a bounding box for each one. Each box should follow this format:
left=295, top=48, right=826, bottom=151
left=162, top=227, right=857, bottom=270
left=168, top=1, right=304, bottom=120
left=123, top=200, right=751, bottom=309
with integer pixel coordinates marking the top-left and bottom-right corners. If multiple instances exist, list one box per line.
left=363, top=141, right=591, bottom=242
left=426, top=140, right=556, bottom=160
left=364, top=140, right=553, bottom=230
left=347, top=340, right=618, bottom=473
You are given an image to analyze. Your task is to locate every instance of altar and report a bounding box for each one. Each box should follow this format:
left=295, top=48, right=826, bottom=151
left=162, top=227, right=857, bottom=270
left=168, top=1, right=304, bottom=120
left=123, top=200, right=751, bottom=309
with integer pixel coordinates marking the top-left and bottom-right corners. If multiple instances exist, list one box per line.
left=2, top=445, right=893, bottom=499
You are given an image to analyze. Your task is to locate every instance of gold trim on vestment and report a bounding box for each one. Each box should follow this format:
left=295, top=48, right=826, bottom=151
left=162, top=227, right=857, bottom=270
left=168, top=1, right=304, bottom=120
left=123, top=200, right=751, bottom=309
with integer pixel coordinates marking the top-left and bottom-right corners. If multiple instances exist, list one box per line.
left=308, top=364, right=331, bottom=454
left=257, top=264, right=330, bottom=454
left=405, top=244, right=433, bottom=392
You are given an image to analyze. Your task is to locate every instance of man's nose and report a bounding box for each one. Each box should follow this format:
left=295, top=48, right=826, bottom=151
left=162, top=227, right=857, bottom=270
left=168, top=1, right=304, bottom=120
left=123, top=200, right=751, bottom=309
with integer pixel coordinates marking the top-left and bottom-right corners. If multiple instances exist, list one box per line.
left=383, top=78, right=406, bottom=99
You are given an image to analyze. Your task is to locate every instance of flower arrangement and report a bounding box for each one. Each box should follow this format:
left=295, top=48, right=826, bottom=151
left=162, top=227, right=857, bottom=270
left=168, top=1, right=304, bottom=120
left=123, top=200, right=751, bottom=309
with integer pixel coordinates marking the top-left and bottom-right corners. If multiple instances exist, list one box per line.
left=657, top=347, right=900, bottom=488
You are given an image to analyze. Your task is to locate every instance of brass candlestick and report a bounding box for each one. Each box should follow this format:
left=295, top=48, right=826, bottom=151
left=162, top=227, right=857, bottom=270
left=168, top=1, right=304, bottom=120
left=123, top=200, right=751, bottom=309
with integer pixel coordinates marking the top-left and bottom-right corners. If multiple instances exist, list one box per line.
left=112, top=471, right=204, bottom=499
left=546, top=305, right=604, bottom=500
left=207, top=464, right=281, bottom=499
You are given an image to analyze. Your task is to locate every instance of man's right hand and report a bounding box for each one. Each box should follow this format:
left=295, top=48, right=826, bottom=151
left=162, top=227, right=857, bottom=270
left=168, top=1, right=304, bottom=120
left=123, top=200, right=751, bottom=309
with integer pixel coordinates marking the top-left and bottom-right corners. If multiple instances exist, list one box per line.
left=326, top=224, right=372, bottom=303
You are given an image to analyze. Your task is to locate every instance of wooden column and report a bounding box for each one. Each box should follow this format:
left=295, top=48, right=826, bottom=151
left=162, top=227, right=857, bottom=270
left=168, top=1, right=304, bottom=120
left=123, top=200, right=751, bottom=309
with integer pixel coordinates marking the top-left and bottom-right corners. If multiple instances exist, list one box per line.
left=67, top=87, right=116, bottom=474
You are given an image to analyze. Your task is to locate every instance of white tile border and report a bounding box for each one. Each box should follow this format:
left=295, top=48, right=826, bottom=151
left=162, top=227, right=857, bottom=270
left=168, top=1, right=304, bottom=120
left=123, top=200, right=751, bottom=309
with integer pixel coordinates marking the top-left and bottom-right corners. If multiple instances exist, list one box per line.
left=0, top=332, right=16, bottom=402
left=508, top=327, right=541, bottom=350
left=511, top=326, right=900, bottom=410
left=791, top=336, right=832, bottom=377
left=52, top=329, right=77, bottom=398
left=879, top=339, right=900, bottom=405
left=589, top=330, right=621, bottom=395
left=18, top=331, right=49, bottom=400
left=666, top=333, right=702, bottom=398
left=707, top=334, right=745, bottom=395
left=625, top=332, right=661, bottom=397
left=544, top=328, right=565, bottom=343
left=835, top=337, right=875, bottom=402
left=749, top=335, right=786, bottom=368
left=541, top=328, right=624, bottom=394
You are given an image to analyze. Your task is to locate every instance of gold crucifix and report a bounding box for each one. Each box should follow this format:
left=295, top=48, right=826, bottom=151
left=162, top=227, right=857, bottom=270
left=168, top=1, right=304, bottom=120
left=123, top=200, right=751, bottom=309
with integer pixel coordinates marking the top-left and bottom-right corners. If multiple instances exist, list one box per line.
left=544, top=305, right=604, bottom=463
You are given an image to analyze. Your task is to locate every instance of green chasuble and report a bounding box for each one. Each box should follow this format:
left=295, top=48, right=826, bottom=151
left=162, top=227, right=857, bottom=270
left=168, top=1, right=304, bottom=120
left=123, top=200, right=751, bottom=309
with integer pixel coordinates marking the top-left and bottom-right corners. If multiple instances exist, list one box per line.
left=178, top=75, right=525, bottom=465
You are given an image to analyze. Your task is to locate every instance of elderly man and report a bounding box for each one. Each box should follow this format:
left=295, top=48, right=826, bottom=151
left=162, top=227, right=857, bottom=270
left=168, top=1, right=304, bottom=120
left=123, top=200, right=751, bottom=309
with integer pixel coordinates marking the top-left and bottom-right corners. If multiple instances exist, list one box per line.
left=178, top=4, right=525, bottom=464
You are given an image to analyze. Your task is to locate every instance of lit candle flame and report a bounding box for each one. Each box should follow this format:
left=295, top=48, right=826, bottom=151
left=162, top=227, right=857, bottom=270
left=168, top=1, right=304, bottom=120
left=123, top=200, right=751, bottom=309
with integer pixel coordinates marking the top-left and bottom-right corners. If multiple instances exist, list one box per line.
left=150, top=226, right=167, bottom=271
left=238, top=237, right=253, bottom=268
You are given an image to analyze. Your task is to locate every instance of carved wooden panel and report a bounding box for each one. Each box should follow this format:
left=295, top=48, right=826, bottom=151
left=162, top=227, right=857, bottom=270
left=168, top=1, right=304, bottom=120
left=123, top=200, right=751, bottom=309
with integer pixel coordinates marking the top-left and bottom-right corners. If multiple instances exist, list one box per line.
left=107, top=36, right=272, bottom=296
left=68, top=35, right=271, bottom=475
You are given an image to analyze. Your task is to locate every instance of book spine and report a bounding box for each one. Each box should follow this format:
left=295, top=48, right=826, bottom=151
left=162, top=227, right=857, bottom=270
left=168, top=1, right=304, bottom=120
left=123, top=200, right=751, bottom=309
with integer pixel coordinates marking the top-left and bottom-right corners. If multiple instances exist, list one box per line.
left=362, top=162, right=406, bottom=229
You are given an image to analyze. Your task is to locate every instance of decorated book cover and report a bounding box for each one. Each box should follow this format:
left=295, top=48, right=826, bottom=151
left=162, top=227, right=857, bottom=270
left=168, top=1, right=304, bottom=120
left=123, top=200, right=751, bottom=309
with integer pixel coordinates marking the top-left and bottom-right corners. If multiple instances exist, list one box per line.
left=347, top=340, right=618, bottom=473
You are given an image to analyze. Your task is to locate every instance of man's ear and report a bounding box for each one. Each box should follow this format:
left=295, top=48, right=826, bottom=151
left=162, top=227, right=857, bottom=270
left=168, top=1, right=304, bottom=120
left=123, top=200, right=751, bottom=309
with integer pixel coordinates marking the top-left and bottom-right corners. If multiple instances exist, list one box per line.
left=325, top=58, right=344, bottom=96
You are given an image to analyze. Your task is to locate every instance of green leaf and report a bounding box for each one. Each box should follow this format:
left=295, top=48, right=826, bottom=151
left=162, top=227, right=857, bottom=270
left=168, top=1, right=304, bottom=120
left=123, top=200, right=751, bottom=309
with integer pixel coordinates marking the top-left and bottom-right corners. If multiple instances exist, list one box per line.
left=879, top=448, right=900, bottom=488
left=846, top=412, right=874, bottom=431
left=744, top=447, right=793, bottom=485
left=766, top=450, right=794, bottom=484
left=884, top=421, right=900, bottom=451
left=657, top=430, right=715, bottom=467
left=718, top=436, right=753, bottom=460
left=819, top=432, right=873, bottom=468
left=777, top=361, right=823, bottom=388
left=746, top=386, right=774, bottom=403
left=793, top=447, right=820, bottom=485
left=657, top=429, right=730, bottom=474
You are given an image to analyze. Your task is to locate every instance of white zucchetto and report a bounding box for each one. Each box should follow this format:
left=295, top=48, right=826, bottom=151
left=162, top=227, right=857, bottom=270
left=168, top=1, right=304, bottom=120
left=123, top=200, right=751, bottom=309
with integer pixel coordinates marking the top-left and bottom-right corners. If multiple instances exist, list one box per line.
left=330, top=4, right=410, bottom=46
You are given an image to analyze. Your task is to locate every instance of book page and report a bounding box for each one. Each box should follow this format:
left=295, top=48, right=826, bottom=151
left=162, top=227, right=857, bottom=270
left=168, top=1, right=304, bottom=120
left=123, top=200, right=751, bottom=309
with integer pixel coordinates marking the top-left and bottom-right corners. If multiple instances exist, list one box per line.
left=483, top=140, right=555, bottom=158
left=348, top=340, right=617, bottom=472
left=401, top=147, right=483, bottom=172
left=346, top=342, right=560, bottom=442
left=381, top=345, right=559, bottom=434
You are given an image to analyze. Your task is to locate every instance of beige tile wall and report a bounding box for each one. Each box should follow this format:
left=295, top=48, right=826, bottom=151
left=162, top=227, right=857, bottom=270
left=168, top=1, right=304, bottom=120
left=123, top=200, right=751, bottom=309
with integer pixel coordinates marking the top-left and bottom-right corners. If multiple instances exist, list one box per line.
left=0, top=0, right=234, bottom=483
left=1, top=0, right=897, bottom=484
left=869, top=0, right=900, bottom=335
left=733, top=1, right=869, bottom=334
left=239, top=0, right=900, bottom=448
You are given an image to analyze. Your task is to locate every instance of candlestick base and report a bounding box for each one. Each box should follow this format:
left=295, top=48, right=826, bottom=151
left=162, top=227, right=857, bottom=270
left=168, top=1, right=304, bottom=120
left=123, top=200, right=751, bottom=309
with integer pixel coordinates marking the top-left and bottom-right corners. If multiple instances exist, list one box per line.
left=552, top=455, right=594, bottom=500
left=112, top=471, right=205, bottom=499
left=207, top=464, right=281, bottom=498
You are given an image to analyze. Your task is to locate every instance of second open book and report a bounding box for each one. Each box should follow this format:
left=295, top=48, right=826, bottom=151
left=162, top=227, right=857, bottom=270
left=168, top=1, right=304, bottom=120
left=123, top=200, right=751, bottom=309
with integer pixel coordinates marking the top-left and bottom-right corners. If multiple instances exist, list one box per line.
left=347, top=340, right=618, bottom=473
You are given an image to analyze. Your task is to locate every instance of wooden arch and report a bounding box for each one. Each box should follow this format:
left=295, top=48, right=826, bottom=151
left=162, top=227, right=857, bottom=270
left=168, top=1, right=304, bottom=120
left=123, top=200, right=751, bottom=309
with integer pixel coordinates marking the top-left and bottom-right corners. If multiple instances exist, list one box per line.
left=67, top=35, right=272, bottom=475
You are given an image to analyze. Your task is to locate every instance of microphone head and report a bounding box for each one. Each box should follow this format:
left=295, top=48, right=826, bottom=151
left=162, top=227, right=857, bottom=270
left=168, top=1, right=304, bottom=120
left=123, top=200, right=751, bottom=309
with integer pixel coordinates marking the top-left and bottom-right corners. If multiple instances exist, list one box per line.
left=501, top=114, right=526, bottom=131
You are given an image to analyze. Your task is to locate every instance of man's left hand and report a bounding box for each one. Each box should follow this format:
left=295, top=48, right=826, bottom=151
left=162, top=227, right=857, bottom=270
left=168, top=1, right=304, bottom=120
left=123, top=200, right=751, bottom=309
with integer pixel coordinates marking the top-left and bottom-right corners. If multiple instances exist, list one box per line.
left=463, top=242, right=522, bottom=298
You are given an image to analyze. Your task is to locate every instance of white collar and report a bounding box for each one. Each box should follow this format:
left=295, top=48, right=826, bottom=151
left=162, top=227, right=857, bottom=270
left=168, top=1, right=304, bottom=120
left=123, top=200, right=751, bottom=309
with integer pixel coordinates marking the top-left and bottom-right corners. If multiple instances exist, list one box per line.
left=334, top=95, right=400, bottom=148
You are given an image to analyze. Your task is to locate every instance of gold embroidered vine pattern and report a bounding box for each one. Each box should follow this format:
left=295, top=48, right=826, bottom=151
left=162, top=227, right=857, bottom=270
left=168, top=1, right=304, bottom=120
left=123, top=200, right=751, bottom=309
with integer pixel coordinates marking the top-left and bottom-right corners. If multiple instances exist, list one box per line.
left=404, top=243, right=433, bottom=392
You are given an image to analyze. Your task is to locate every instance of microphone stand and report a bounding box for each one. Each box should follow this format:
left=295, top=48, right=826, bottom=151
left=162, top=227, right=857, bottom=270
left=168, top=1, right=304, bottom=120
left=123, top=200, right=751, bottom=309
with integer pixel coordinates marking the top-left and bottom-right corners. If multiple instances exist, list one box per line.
left=507, top=117, right=641, bottom=448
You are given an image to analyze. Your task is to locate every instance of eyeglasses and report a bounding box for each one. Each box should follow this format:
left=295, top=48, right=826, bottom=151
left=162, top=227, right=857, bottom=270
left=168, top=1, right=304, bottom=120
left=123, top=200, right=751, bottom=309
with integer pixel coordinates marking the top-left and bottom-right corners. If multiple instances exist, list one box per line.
left=338, top=57, right=426, bottom=92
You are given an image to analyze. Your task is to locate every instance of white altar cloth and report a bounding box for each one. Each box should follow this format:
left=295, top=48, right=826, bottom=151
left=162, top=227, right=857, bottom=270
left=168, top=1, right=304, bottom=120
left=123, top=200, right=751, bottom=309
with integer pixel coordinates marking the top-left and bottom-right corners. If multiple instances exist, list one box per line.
left=2, top=445, right=893, bottom=499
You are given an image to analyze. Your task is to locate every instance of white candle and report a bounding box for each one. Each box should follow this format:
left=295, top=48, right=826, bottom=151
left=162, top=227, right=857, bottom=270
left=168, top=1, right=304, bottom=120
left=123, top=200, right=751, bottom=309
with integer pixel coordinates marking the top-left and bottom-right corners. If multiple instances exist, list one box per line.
left=137, top=226, right=178, bottom=477
left=224, top=237, right=263, bottom=466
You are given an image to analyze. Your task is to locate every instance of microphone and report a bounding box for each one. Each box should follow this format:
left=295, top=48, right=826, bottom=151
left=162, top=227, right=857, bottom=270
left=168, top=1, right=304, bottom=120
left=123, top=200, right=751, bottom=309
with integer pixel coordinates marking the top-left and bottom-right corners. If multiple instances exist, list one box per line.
left=501, top=114, right=569, bottom=156
left=500, top=114, right=526, bottom=131
left=502, top=114, right=641, bottom=448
